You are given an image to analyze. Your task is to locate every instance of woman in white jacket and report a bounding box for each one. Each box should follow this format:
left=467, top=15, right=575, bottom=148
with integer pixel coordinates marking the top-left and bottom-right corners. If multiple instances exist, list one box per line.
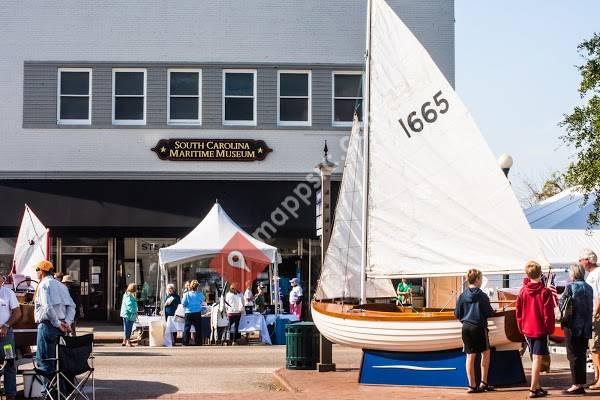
left=224, top=282, right=244, bottom=345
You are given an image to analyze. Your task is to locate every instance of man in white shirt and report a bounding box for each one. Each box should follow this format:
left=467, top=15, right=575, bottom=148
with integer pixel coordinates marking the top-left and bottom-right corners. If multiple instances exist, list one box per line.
left=289, top=278, right=303, bottom=320
left=0, top=275, right=22, bottom=400
left=34, top=260, right=76, bottom=377
left=243, top=280, right=254, bottom=308
left=582, top=249, right=600, bottom=389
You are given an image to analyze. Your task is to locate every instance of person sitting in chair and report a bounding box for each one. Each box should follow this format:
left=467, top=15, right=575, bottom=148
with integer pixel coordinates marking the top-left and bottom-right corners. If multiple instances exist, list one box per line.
left=396, top=278, right=413, bottom=305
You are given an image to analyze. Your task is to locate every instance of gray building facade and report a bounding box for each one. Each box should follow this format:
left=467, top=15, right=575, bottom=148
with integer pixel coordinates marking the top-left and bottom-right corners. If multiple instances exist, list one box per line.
left=0, top=0, right=454, bottom=320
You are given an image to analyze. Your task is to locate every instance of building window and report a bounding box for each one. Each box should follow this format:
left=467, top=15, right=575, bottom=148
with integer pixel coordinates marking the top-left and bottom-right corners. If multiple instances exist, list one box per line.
left=112, top=69, right=146, bottom=125
left=57, top=68, right=92, bottom=125
left=223, top=69, right=256, bottom=126
left=168, top=69, right=201, bottom=125
left=278, top=71, right=311, bottom=126
left=332, top=72, right=363, bottom=126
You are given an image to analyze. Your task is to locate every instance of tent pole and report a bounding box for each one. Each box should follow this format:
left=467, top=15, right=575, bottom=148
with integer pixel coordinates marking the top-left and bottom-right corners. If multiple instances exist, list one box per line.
left=134, top=238, right=138, bottom=285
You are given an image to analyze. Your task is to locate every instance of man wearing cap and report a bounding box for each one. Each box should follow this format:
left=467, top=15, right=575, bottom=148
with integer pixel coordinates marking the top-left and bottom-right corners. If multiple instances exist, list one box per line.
left=582, top=249, right=600, bottom=389
left=289, top=278, right=303, bottom=320
left=0, top=275, right=22, bottom=400
left=34, top=260, right=76, bottom=378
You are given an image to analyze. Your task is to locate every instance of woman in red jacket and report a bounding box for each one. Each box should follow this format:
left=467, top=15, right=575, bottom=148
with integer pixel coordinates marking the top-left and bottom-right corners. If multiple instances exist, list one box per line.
left=516, top=261, right=556, bottom=398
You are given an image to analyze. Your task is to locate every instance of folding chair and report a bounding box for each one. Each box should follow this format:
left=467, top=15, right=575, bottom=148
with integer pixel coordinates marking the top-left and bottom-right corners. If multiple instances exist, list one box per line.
left=33, top=334, right=95, bottom=400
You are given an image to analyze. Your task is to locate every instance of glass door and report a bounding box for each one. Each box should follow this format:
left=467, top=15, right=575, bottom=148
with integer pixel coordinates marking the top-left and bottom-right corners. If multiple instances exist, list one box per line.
left=63, top=255, right=107, bottom=320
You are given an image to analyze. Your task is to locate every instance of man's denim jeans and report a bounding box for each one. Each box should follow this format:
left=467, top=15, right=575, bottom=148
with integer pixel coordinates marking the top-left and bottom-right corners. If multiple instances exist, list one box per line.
left=0, top=329, right=16, bottom=396
left=36, top=322, right=62, bottom=374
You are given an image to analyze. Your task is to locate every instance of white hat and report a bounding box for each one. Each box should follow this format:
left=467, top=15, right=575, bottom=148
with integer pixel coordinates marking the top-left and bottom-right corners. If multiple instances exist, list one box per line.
left=290, top=278, right=299, bottom=285
left=62, top=275, right=74, bottom=283
left=580, top=249, right=598, bottom=263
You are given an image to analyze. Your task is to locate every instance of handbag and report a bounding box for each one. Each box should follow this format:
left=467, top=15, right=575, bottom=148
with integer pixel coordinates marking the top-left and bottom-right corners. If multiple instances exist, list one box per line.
left=558, top=291, right=573, bottom=326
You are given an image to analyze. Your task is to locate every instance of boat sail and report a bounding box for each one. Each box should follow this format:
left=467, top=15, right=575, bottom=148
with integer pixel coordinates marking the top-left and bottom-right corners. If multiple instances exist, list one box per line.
left=13, top=205, right=49, bottom=281
left=315, top=116, right=396, bottom=300
left=312, top=0, right=546, bottom=352
left=12, top=205, right=48, bottom=347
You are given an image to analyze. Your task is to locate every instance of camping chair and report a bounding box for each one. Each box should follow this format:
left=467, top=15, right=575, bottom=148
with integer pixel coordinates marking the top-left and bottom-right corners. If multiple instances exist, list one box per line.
left=33, top=334, right=95, bottom=400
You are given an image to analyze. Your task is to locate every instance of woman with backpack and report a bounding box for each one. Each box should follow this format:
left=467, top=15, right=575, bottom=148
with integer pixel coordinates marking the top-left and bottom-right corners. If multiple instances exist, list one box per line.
left=559, top=264, right=593, bottom=395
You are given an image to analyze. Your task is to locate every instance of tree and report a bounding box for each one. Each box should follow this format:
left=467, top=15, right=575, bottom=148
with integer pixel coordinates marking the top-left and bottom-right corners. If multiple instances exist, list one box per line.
left=560, top=32, right=600, bottom=227
left=521, top=171, right=567, bottom=207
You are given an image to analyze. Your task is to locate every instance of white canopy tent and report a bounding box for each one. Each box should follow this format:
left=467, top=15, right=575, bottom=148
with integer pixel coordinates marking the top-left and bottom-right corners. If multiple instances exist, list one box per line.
left=158, top=202, right=281, bottom=311
left=524, top=188, right=600, bottom=270
left=159, top=203, right=278, bottom=267
left=525, top=187, right=598, bottom=229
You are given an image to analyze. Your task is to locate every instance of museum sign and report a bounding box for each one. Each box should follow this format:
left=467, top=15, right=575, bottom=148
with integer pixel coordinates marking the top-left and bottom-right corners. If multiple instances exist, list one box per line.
left=151, top=138, right=272, bottom=161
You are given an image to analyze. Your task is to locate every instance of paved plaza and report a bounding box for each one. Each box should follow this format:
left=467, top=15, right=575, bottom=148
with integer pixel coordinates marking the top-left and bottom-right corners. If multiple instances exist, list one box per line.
left=11, top=343, right=594, bottom=399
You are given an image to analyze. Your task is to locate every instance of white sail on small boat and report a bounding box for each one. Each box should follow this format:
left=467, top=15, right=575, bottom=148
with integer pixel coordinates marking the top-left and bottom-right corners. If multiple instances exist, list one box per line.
left=11, top=205, right=48, bottom=347
left=13, top=204, right=49, bottom=281
left=312, top=0, right=547, bottom=352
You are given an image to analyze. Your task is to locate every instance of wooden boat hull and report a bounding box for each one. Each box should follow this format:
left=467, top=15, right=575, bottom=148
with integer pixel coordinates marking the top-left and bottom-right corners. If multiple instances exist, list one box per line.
left=312, top=302, right=522, bottom=352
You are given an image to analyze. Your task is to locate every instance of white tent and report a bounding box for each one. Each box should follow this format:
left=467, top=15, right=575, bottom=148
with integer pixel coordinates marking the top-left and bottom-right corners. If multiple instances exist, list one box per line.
left=159, top=202, right=278, bottom=267
left=524, top=188, right=600, bottom=269
left=158, top=202, right=281, bottom=311
left=534, top=229, right=600, bottom=268
left=525, top=187, right=598, bottom=229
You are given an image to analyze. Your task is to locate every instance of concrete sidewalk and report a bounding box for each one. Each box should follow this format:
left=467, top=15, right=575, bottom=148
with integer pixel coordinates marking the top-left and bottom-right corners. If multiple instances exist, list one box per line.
left=77, top=321, right=123, bottom=343
left=14, top=342, right=597, bottom=399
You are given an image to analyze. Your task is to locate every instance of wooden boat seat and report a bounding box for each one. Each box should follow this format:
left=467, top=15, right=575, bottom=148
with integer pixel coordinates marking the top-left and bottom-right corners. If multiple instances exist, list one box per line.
left=353, top=303, right=400, bottom=313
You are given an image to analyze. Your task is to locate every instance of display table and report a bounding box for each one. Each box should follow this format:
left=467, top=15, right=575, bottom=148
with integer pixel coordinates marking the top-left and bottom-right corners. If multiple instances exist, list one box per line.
left=264, top=314, right=299, bottom=326
left=133, top=315, right=163, bottom=330
left=238, top=313, right=271, bottom=345
left=164, top=312, right=271, bottom=346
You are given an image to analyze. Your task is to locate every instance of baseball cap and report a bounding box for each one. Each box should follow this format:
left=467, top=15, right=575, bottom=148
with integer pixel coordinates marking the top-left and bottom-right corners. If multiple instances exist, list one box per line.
left=36, top=260, right=54, bottom=272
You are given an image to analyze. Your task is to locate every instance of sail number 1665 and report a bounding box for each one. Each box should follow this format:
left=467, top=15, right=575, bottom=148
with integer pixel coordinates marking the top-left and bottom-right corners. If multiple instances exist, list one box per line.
left=398, top=90, right=449, bottom=138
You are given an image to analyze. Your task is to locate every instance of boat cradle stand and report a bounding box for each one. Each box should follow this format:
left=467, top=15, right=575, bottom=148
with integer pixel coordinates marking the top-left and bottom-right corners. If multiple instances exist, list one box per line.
left=359, top=347, right=525, bottom=387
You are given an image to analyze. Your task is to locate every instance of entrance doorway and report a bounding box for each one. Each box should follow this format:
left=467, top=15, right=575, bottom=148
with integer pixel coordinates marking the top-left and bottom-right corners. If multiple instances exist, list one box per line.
left=62, top=255, right=108, bottom=320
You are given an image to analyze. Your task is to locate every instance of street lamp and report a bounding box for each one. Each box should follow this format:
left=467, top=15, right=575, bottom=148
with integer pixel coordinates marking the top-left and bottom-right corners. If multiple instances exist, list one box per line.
left=498, top=153, right=513, bottom=177
left=498, top=153, right=513, bottom=289
left=315, top=140, right=336, bottom=373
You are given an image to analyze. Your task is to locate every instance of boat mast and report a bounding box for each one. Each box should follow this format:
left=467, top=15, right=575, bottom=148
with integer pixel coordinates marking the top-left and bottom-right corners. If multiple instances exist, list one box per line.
left=359, top=0, right=373, bottom=305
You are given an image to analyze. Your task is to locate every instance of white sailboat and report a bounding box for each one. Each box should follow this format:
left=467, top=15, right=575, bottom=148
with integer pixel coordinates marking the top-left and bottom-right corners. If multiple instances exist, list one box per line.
left=312, top=0, right=547, bottom=352
left=11, top=205, right=49, bottom=347
left=13, top=204, right=50, bottom=281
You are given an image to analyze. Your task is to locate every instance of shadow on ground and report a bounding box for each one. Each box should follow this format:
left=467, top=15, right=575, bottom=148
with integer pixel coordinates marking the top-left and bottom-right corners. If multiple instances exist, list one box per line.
left=91, top=378, right=178, bottom=399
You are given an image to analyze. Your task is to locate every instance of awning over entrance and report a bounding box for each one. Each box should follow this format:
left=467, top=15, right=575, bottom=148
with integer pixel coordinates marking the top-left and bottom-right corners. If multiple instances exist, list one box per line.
left=0, top=179, right=332, bottom=237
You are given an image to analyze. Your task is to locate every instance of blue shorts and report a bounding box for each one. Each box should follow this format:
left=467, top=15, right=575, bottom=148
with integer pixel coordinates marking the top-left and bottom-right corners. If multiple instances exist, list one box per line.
left=526, top=336, right=549, bottom=356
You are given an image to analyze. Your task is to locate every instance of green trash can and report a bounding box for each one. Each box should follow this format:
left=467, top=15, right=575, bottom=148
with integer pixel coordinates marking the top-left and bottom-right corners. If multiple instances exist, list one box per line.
left=285, top=322, right=319, bottom=370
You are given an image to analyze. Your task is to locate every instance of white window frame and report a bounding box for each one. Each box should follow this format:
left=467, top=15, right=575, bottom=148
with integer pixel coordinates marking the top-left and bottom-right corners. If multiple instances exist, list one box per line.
left=222, top=69, right=257, bottom=126
left=331, top=71, right=364, bottom=127
left=277, top=70, right=311, bottom=127
left=112, top=68, right=147, bottom=125
left=57, top=68, right=92, bottom=125
left=167, top=68, right=202, bottom=125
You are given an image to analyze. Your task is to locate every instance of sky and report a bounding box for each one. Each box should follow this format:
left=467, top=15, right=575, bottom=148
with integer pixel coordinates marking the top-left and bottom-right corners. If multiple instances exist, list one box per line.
left=455, top=1, right=599, bottom=203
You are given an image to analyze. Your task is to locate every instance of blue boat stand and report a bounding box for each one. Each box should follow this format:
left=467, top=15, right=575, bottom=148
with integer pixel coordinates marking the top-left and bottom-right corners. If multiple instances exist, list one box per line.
left=359, top=347, right=525, bottom=387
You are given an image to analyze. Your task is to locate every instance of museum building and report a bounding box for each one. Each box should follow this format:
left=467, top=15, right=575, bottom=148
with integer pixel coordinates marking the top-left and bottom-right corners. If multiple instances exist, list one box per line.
left=0, top=0, right=455, bottom=320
